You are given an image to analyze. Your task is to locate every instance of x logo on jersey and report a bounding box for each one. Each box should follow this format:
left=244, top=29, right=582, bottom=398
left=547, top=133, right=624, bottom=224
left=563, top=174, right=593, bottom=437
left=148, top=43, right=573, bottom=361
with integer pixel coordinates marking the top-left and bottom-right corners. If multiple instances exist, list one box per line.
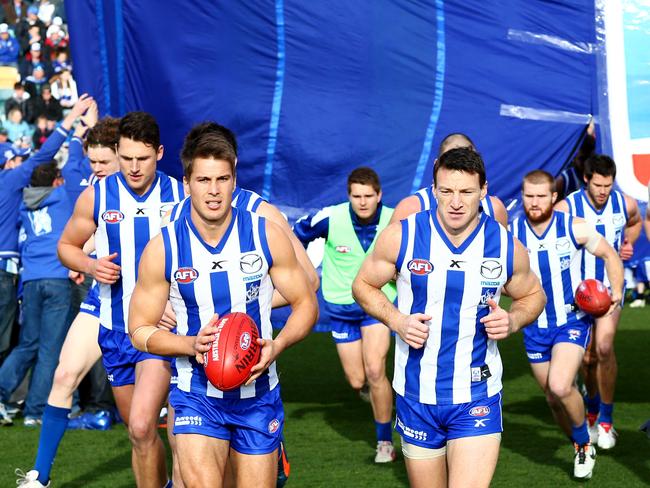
left=212, top=260, right=227, bottom=270
left=136, top=208, right=145, bottom=215
left=538, top=243, right=546, bottom=250
left=450, top=260, right=464, bottom=269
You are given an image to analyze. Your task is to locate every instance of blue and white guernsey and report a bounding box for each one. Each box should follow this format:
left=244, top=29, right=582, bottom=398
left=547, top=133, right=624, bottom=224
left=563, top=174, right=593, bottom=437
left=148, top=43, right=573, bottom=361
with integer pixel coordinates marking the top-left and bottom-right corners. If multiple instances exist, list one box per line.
left=167, top=186, right=266, bottom=224
left=564, top=189, right=627, bottom=287
left=93, top=171, right=184, bottom=333
left=414, top=186, right=494, bottom=218
left=162, top=207, right=277, bottom=400
left=512, top=211, right=585, bottom=328
left=394, top=211, right=514, bottom=405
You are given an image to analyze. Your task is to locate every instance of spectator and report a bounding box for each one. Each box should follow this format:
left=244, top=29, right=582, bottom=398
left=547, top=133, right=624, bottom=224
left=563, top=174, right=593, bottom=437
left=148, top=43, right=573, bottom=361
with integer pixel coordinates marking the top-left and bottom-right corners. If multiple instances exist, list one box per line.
left=44, top=23, right=67, bottom=55
left=51, top=47, right=70, bottom=73
left=4, top=107, right=32, bottom=142
left=32, top=84, right=62, bottom=121
left=0, top=161, right=74, bottom=426
left=5, top=82, right=33, bottom=123
left=24, top=63, right=48, bottom=97
left=20, top=42, right=52, bottom=79
left=50, top=68, right=76, bottom=108
left=37, top=0, right=56, bottom=26
left=32, top=115, right=52, bottom=149
left=0, top=23, right=19, bottom=66
left=0, top=128, right=13, bottom=156
left=16, top=5, right=46, bottom=55
left=0, top=1, right=30, bottom=25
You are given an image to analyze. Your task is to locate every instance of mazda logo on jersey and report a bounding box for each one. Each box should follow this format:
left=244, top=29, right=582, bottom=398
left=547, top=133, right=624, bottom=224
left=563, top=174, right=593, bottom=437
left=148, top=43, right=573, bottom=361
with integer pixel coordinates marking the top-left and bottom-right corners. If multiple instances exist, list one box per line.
left=407, top=259, right=433, bottom=275
left=555, top=238, right=570, bottom=251
left=174, top=267, right=199, bottom=284
left=159, top=203, right=175, bottom=217
left=613, top=215, right=625, bottom=226
left=102, top=210, right=124, bottom=224
left=480, top=260, right=502, bottom=279
left=240, top=253, right=263, bottom=274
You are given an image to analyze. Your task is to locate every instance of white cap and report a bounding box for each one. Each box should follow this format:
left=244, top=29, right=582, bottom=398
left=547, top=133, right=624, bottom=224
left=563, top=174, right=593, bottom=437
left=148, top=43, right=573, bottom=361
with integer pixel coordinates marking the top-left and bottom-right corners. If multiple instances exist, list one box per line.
left=0, top=24, right=8, bottom=34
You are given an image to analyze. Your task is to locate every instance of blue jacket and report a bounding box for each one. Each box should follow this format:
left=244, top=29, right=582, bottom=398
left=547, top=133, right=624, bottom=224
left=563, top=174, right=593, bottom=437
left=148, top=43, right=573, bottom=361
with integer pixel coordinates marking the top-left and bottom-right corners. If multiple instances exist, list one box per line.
left=0, top=37, right=19, bottom=64
left=0, top=125, right=69, bottom=264
left=61, top=135, right=93, bottom=203
left=19, top=185, right=73, bottom=282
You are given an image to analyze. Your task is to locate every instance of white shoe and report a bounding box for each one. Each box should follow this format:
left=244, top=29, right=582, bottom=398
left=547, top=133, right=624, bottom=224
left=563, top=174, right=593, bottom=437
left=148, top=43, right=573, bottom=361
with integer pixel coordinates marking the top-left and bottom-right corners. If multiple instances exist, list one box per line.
left=0, top=402, right=13, bottom=426
left=597, top=423, right=617, bottom=450
left=374, top=441, right=397, bottom=463
left=573, top=443, right=596, bottom=479
left=629, top=298, right=645, bottom=308
left=359, top=384, right=371, bottom=403
left=15, top=469, right=50, bottom=487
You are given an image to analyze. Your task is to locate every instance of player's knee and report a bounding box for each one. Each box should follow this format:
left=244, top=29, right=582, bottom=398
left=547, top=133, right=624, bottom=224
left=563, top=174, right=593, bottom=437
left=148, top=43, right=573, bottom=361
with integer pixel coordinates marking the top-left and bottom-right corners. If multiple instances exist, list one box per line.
left=364, top=362, right=386, bottom=385
left=596, top=341, right=615, bottom=361
left=582, top=349, right=597, bottom=366
left=548, top=380, right=572, bottom=400
left=128, top=416, right=157, bottom=445
left=345, top=372, right=365, bottom=390
left=53, top=364, right=82, bottom=393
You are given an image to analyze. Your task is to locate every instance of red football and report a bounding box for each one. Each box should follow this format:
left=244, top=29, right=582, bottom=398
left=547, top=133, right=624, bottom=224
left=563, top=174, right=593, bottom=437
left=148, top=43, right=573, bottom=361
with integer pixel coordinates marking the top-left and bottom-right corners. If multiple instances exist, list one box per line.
left=203, top=312, right=261, bottom=391
left=575, top=279, right=611, bottom=318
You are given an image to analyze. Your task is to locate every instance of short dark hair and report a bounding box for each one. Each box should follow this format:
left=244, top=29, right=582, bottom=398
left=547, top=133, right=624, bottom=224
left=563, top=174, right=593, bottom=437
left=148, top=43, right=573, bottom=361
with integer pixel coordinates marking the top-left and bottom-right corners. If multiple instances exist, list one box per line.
left=523, top=170, right=555, bottom=192
left=13, top=82, right=23, bottom=90
left=85, top=117, right=120, bottom=151
left=180, top=122, right=237, bottom=178
left=584, top=154, right=616, bottom=180
left=30, top=161, right=59, bottom=186
left=438, top=133, right=476, bottom=156
left=434, top=147, right=486, bottom=188
left=347, top=167, right=381, bottom=194
left=118, top=111, right=160, bottom=149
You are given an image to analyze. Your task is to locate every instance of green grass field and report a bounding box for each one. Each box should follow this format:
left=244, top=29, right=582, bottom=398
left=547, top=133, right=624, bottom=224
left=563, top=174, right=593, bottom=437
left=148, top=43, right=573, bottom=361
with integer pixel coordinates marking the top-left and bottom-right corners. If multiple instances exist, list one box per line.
left=2, top=306, right=649, bottom=487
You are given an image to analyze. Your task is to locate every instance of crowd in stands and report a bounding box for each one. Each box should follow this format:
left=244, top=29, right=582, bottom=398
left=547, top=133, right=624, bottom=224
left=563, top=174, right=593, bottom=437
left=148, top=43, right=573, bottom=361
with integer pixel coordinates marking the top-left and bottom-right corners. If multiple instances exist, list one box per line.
left=0, top=0, right=75, bottom=156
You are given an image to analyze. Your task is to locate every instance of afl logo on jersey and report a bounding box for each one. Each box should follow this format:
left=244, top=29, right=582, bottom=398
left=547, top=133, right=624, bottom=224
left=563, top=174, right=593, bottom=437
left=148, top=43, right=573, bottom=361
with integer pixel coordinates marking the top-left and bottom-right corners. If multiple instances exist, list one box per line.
left=408, top=259, right=433, bottom=275
left=102, top=210, right=124, bottom=224
left=480, top=260, right=502, bottom=279
left=335, top=245, right=352, bottom=254
left=469, top=406, right=490, bottom=417
left=174, top=267, right=199, bottom=284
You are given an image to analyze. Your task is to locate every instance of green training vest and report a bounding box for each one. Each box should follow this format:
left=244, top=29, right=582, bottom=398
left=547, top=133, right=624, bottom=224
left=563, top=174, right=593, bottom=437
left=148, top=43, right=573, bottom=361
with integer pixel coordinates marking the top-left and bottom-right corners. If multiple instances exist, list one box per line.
left=322, top=202, right=397, bottom=304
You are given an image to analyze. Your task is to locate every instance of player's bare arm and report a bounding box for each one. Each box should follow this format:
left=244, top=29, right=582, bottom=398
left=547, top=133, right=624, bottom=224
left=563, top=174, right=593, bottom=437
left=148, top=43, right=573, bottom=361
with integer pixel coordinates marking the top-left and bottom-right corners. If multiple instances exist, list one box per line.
left=57, top=186, right=121, bottom=284
left=246, top=219, right=319, bottom=384
left=490, top=195, right=509, bottom=227
left=573, top=218, right=624, bottom=313
left=645, top=204, right=650, bottom=241
left=388, top=195, right=421, bottom=224
left=352, top=222, right=432, bottom=349
left=488, top=238, right=545, bottom=339
left=554, top=199, right=569, bottom=213
left=257, top=201, right=320, bottom=306
left=128, top=234, right=195, bottom=356
left=619, top=195, right=641, bottom=260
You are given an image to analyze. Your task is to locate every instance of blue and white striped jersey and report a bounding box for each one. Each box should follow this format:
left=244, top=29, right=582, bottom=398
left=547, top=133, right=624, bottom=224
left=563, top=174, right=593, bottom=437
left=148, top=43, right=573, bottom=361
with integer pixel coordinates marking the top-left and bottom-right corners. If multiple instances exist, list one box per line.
left=167, top=186, right=266, bottom=224
left=162, top=207, right=277, bottom=400
left=564, top=189, right=627, bottom=287
left=93, top=171, right=184, bottom=333
left=559, top=166, right=583, bottom=197
left=414, top=186, right=494, bottom=218
left=394, top=211, right=514, bottom=405
left=512, top=211, right=585, bottom=328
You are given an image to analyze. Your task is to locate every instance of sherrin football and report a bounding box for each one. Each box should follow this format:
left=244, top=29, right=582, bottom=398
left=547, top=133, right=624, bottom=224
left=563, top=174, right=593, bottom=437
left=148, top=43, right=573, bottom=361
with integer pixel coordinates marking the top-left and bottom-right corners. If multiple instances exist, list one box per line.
left=575, top=279, right=612, bottom=318
left=203, top=312, right=261, bottom=390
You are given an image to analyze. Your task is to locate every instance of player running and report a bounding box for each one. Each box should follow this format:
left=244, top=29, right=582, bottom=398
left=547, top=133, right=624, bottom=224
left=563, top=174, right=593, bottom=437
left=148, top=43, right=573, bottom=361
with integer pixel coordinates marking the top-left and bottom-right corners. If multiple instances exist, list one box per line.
left=353, top=148, right=545, bottom=487
left=512, top=170, right=623, bottom=479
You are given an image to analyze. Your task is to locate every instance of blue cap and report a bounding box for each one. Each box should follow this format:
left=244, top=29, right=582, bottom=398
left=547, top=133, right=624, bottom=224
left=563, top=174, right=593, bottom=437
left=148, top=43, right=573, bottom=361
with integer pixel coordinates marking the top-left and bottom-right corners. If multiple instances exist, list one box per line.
left=28, top=5, right=39, bottom=15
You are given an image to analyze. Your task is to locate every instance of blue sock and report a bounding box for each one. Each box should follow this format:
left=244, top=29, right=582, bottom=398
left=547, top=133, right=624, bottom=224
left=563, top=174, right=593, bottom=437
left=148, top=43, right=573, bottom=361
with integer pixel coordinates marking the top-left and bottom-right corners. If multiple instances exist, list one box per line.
left=375, top=421, right=392, bottom=443
left=599, top=402, right=614, bottom=424
left=586, top=393, right=600, bottom=416
left=34, top=404, right=70, bottom=483
left=571, top=421, right=590, bottom=446
left=163, top=481, right=173, bottom=488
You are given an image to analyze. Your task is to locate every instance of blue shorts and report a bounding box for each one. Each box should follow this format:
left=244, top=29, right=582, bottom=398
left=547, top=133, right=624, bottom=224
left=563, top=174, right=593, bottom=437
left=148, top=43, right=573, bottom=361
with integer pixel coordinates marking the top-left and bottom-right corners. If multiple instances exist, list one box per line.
left=98, top=326, right=170, bottom=387
left=329, top=315, right=382, bottom=343
left=634, top=258, right=650, bottom=283
left=170, top=386, right=284, bottom=455
left=395, top=392, right=503, bottom=449
left=523, top=319, right=592, bottom=363
left=79, top=283, right=100, bottom=318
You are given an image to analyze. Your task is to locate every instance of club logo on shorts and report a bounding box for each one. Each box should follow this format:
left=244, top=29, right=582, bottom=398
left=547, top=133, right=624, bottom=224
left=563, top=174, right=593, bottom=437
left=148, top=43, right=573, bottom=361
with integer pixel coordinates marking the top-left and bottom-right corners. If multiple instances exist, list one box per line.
left=240, top=253, right=263, bottom=274
left=480, top=260, right=502, bottom=279
left=240, top=331, right=252, bottom=351
left=408, top=259, right=433, bottom=275
left=268, top=418, right=280, bottom=434
left=174, top=267, right=199, bottom=284
left=568, top=329, right=581, bottom=341
left=469, top=406, right=490, bottom=417
left=335, top=245, right=352, bottom=253
left=102, top=210, right=124, bottom=224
